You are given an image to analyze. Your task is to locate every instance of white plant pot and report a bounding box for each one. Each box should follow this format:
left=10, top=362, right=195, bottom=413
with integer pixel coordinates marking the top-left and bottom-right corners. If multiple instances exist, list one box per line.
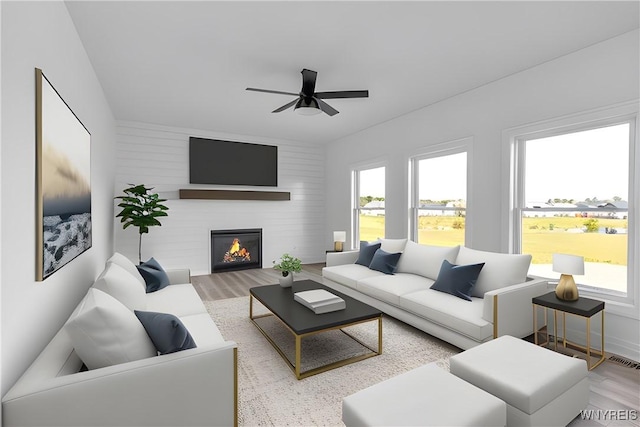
left=279, top=273, right=294, bottom=288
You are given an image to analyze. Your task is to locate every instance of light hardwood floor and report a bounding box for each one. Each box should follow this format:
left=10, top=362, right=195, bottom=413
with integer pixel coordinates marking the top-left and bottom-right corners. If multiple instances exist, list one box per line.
left=192, top=264, right=640, bottom=427
left=191, top=263, right=325, bottom=301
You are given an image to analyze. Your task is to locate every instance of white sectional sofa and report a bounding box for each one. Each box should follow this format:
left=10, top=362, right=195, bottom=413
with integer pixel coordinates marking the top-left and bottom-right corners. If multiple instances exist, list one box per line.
left=323, top=239, right=548, bottom=350
left=2, top=253, right=237, bottom=427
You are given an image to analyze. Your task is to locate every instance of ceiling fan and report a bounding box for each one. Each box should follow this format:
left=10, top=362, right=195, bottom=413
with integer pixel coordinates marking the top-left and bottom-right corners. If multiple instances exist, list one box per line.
left=246, top=69, right=369, bottom=116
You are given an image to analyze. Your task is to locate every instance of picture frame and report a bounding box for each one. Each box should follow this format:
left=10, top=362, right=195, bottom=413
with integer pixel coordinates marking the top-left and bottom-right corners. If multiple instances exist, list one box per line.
left=35, top=68, right=92, bottom=281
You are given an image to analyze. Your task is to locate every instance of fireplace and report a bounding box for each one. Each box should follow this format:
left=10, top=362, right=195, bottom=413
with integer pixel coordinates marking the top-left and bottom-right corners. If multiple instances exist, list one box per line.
left=211, top=228, right=262, bottom=273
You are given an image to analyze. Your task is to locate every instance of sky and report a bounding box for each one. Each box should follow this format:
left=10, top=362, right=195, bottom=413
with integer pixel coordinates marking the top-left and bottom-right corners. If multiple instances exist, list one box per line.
left=42, top=74, right=91, bottom=185
left=358, top=167, right=386, bottom=198
left=525, top=123, right=629, bottom=202
left=357, top=124, right=630, bottom=203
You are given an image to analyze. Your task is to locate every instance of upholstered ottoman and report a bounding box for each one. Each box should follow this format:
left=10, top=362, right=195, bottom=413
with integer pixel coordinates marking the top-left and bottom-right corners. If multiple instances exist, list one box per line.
left=450, top=335, right=589, bottom=427
left=342, top=363, right=506, bottom=426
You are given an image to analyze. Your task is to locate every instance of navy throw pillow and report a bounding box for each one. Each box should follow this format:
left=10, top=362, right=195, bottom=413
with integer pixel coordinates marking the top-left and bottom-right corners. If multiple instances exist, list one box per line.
left=430, top=260, right=485, bottom=301
left=355, top=241, right=382, bottom=267
left=134, top=310, right=197, bottom=355
left=136, top=257, right=170, bottom=293
left=369, top=249, right=402, bottom=275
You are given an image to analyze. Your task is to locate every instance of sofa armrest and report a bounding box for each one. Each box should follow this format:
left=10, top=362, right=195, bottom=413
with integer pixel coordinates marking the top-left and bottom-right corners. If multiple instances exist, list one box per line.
left=2, top=342, right=238, bottom=427
left=326, top=251, right=359, bottom=267
left=165, top=268, right=191, bottom=285
left=483, top=278, right=549, bottom=339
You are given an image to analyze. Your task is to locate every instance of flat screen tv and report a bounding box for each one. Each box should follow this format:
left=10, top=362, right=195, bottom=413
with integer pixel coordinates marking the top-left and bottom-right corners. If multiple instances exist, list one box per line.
left=189, top=137, right=278, bottom=186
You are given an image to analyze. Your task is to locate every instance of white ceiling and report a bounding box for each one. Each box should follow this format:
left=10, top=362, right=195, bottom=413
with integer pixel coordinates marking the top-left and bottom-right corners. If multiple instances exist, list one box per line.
left=65, top=1, right=639, bottom=144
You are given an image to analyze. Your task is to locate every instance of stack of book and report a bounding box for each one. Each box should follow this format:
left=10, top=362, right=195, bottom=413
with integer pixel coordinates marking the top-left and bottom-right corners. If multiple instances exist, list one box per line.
left=294, top=289, right=346, bottom=314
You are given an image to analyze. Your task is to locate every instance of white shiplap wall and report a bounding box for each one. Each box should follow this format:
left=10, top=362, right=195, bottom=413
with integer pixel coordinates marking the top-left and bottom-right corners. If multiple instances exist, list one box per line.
left=115, top=121, right=325, bottom=275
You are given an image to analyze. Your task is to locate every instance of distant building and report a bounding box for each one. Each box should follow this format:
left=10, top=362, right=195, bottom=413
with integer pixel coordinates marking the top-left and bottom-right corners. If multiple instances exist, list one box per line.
left=362, top=200, right=385, bottom=216
left=523, top=201, right=578, bottom=217
left=418, top=200, right=465, bottom=217
left=597, top=201, right=628, bottom=219
left=523, top=200, right=628, bottom=219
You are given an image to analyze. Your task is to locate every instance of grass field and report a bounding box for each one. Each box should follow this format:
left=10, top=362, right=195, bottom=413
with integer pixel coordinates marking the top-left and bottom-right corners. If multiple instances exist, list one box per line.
left=359, top=214, right=627, bottom=265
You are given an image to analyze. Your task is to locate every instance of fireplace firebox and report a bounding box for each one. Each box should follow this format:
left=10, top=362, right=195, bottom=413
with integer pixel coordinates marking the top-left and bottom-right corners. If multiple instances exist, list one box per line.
left=211, top=228, right=262, bottom=273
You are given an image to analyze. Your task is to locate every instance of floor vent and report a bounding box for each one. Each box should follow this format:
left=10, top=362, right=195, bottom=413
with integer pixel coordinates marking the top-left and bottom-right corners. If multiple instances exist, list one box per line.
left=608, top=355, right=640, bottom=369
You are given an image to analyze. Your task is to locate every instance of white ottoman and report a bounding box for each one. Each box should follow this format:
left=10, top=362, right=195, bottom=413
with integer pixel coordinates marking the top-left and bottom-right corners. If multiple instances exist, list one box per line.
left=342, top=363, right=506, bottom=426
left=450, top=335, right=589, bottom=427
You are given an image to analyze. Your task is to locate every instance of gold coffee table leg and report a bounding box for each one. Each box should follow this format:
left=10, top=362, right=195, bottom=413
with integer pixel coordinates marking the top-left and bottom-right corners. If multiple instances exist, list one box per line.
left=295, top=335, right=302, bottom=379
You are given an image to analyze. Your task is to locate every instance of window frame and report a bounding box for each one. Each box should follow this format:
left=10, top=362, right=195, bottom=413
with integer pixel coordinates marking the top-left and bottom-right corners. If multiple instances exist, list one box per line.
left=409, top=138, right=472, bottom=245
left=502, top=101, right=639, bottom=317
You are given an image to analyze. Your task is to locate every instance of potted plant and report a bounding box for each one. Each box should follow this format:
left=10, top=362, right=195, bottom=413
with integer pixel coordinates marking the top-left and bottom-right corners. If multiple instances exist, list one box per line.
left=115, top=184, right=169, bottom=263
left=273, top=253, right=302, bottom=288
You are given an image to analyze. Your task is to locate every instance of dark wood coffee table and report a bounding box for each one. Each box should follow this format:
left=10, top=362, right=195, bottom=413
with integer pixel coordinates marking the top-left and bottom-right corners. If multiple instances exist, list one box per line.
left=249, top=280, right=383, bottom=379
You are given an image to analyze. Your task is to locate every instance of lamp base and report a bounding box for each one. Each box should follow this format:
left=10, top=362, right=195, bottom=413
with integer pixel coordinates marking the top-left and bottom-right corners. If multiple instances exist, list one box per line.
left=555, top=274, right=579, bottom=301
left=334, top=241, right=343, bottom=252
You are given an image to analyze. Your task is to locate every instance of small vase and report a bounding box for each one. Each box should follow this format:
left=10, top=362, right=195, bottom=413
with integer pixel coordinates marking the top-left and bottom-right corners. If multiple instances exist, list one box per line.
left=279, top=273, right=294, bottom=288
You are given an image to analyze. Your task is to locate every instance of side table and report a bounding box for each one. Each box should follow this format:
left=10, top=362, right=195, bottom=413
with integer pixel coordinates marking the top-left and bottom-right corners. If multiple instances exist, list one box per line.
left=532, top=291, right=605, bottom=370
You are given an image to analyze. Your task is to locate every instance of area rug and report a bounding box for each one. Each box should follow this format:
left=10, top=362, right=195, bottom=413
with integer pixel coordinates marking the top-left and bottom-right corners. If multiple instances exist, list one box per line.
left=205, top=296, right=460, bottom=426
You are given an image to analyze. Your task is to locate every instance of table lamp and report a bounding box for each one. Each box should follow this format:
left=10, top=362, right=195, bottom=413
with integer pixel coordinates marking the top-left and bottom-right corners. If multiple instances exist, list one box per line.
left=333, top=231, right=346, bottom=252
left=552, top=253, right=584, bottom=301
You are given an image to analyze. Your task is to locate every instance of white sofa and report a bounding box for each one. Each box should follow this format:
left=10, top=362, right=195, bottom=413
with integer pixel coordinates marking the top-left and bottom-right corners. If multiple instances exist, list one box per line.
left=323, top=239, right=548, bottom=350
left=2, top=253, right=237, bottom=427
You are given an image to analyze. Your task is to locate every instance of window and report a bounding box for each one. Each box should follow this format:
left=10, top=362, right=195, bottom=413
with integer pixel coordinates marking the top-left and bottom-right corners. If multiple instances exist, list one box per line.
left=509, top=106, right=637, bottom=304
left=410, top=145, right=468, bottom=247
left=353, top=166, right=385, bottom=243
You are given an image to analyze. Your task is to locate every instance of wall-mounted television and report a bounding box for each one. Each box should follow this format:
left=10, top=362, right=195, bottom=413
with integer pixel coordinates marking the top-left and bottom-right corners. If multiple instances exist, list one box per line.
left=189, top=137, right=278, bottom=187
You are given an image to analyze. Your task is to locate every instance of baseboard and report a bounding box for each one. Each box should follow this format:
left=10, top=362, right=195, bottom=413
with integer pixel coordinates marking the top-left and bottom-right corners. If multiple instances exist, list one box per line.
left=560, top=326, right=640, bottom=363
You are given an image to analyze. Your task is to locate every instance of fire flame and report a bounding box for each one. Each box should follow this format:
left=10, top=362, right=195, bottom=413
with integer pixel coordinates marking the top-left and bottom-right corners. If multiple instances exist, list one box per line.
left=223, top=238, right=251, bottom=263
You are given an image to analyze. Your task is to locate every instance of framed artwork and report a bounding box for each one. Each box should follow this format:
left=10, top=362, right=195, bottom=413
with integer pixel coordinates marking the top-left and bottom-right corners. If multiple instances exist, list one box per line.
left=35, top=68, right=91, bottom=281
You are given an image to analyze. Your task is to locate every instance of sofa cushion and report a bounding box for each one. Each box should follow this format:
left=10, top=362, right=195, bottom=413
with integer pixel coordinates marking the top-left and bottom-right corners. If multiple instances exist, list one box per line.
left=396, top=241, right=460, bottom=280
left=377, top=238, right=407, bottom=253
left=355, top=241, right=382, bottom=267
left=65, top=289, right=156, bottom=370
left=342, top=363, right=506, bottom=427
left=134, top=310, right=197, bottom=355
left=450, top=335, right=588, bottom=415
left=322, top=264, right=385, bottom=289
left=93, top=263, right=146, bottom=311
left=456, top=246, right=532, bottom=297
left=399, top=289, right=492, bottom=341
left=357, top=273, right=434, bottom=306
left=368, top=249, right=402, bottom=275
left=106, top=252, right=145, bottom=289
left=430, top=260, right=484, bottom=301
left=137, top=257, right=170, bottom=293
left=180, top=313, right=226, bottom=346
left=145, top=283, right=207, bottom=317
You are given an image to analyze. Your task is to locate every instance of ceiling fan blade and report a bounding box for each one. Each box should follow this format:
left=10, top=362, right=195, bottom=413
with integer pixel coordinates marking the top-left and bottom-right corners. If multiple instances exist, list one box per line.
left=301, top=69, right=317, bottom=98
left=315, top=90, right=369, bottom=99
left=317, top=98, right=339, bottom=116
left=246, top=87, right=299, bottom=96
left=272, top=99, right=298, bottom=113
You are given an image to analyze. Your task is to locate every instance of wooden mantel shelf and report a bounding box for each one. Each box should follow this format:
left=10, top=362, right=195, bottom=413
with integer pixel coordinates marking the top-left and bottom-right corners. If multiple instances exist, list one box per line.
left=179, top=189, right=290, bottom=201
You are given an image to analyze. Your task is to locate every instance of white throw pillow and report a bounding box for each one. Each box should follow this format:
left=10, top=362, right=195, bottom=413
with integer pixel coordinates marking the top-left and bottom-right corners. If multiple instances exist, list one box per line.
left=65, top=288, right=156, bottom=370
left=377, top=238, right=408, bottom=253
left=93, top=263, right=146, bottom=311
left=107, top=252, right=146, bottom=289
left=455, top=246, right=532, bottom=297
left=396, top=240, right=460, bottom=280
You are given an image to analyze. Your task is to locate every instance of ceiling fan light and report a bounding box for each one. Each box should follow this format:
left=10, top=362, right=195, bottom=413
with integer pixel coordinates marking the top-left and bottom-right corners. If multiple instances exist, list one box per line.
left=294, top=97, right=321, bottom=116
left=296, top=106, right=321, bottom=116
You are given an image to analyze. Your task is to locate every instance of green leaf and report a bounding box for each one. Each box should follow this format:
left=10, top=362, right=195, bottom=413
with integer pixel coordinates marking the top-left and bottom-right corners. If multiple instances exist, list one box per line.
left=115, top=184, right=169, bottom=237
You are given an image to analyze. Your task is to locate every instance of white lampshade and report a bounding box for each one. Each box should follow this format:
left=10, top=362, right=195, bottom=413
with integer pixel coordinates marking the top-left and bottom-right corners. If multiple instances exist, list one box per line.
left=333, top=231, right=346, bottom=242
left=552, top=253, right=584, bottom=275
left=296, top=106, right=321, bottom=116
left=295, top=98, right=322, bottom=116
